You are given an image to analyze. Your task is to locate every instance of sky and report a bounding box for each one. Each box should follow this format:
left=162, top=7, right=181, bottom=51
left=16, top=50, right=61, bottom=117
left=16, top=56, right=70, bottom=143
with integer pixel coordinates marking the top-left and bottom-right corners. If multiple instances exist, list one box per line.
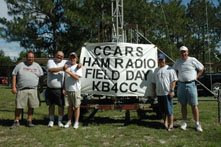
left=0, top=0, right=220, bottom=59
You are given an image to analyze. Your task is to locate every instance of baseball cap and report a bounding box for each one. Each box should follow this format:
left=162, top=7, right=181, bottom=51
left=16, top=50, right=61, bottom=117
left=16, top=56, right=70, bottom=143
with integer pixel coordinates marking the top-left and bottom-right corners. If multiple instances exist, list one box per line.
left=69, top=52, right=77, bottom=57
left=179, top=46, right=188, bottom=51
left=158, top=53, right=165, bottom=59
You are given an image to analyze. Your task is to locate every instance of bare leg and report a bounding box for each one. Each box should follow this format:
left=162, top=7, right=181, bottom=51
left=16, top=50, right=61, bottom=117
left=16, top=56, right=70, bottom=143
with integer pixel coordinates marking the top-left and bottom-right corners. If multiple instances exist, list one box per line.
left=15, top=108, right=22, bottom=121
left=27, top=108, right=34, bottom=120
left=191, top=105, right=199, bottom=122
left=58, top=106, right=64, bottom=116
left=49, top=104, right=55, bottom=116
left=168, top=114, right=174, bottom=128
left=67, top=106, right=73, bottom=121
left=181, top=104, right=187, bottom=120
left=74, top=107, right=80, bottom=122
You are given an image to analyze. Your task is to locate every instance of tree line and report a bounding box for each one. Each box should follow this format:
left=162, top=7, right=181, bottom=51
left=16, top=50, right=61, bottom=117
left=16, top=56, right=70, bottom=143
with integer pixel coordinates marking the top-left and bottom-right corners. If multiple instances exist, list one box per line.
left=0, top=0, right=220, bottom=64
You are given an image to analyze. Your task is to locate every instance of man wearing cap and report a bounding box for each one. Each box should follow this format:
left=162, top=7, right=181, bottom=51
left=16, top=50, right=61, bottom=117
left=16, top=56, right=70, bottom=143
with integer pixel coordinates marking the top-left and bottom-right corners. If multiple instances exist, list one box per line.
left=173, top=46, right=205, bottom=132
left=152, top=53, right=177, bottom=131
left=63, top=52, right=82, bottom=129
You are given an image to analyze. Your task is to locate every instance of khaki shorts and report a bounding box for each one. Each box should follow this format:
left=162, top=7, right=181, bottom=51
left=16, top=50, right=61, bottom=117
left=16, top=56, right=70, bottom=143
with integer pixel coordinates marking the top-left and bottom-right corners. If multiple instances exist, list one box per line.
left=16, top=89, right=40, bottom=109
left=65, top=91, right=81, bottom=108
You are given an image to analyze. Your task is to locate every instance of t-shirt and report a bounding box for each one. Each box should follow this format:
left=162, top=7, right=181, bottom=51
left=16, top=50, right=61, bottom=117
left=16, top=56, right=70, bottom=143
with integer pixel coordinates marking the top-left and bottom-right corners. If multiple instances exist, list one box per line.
left=47, top=59, right=67, bottom=88
left=173, top=57, right=204, bottom=82
left=12, top=62, right=43, bottom=90
left=152, top=65, right=177, bottom=96
left=65, top=63, right=82, bottom=91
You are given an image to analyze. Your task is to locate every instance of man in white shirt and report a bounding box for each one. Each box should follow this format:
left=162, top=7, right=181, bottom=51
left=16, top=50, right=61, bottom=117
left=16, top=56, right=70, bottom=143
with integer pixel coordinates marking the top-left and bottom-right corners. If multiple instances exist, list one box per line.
left=152, top=53, right=177, bottom=131
left=173, top=46, right=204, bottom=132
left=46, top=51, right=67, bottom=127
left=63, top=52, right=83, bottom=129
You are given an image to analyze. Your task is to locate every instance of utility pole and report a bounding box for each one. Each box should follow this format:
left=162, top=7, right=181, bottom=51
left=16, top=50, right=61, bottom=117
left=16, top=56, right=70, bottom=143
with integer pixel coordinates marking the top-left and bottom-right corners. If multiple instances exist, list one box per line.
left=111, top=0, right=124, bottom=42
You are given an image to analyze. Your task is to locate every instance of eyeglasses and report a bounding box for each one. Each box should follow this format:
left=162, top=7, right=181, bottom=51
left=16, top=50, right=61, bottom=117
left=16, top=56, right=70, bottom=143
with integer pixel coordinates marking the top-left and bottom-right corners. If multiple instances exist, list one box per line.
left=56, top=55, right=63, bottom=58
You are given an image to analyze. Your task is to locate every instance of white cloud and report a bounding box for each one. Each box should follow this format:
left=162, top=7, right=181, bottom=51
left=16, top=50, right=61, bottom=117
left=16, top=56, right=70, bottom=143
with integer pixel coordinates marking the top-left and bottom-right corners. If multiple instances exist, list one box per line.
left=0, top=0, right=23, bottom=59
left=0, top=39, right=24, bottom=58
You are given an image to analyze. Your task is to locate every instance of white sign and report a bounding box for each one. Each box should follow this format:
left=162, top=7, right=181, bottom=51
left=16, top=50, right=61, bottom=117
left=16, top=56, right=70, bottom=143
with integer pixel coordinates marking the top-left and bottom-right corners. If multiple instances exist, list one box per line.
left=80, top=42, right=157, bottom=97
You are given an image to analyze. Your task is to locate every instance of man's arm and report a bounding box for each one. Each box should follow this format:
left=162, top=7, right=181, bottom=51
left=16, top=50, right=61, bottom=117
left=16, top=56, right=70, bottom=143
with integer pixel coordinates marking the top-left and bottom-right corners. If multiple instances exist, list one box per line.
left=196, top=67, right=205, bottom=80
left=65, top=70, right=80, bottom=80
left=152, top=83, right=156, bottom=97
left=49, top=66, right=64, bottom=73
left=11, top=75, right=17, bottom=94
left=169, top=81, right=176, bottom=98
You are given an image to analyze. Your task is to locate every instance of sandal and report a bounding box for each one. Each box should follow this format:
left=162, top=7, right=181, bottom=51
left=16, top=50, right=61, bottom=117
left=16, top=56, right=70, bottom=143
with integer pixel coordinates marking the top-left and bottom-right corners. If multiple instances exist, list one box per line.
left=167, top=127, right=174, bottom=132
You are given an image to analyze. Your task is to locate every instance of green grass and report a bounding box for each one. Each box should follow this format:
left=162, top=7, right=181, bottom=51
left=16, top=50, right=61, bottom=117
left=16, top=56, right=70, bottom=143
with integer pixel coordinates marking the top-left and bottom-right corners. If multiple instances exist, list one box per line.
left=0, top=85, right=221, bottom=146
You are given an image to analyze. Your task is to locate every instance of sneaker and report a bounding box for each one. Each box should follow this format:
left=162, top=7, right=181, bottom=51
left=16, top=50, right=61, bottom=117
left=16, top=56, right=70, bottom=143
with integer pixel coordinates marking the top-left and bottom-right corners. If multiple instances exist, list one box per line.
left=196, top=124, right=203, bottom=132
left=73, top=122, right=79, bottom=129
left=64, top=121, right=72, bottom=128
left=48, top=121, right=54, bottom=127
left=58, top=121, right=64, bottom=128
left=27, top=120, right=35, bottom=127
left=10, top=121, right=20, bottom=129
left=180, top=122, right=187, bottom=130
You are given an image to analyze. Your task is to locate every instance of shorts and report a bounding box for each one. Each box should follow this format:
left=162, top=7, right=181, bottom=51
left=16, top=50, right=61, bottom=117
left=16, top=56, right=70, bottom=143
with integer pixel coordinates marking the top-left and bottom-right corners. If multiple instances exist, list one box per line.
left=45, top=87, right=64, bottom=107
left=158, top=95, right=173, bottom=115
left=65, top=91, right=81, bottom=108
left=177, top=82, right=198, bottom=106
left=16, top=89, right=40, bottom=109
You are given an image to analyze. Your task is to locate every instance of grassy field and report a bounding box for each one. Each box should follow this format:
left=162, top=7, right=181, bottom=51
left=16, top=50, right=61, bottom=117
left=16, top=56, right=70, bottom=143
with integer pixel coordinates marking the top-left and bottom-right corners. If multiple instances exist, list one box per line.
left=0, top=85, right=221, bottom=147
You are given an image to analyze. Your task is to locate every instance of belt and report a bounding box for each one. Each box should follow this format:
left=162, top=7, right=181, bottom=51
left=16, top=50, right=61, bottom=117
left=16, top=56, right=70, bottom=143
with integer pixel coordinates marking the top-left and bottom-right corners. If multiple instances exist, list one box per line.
left=20, top=87, right=35, bottom=90
left=47, top=87, right=62, bottom=90
left=179, top=80, right=195, bottom=83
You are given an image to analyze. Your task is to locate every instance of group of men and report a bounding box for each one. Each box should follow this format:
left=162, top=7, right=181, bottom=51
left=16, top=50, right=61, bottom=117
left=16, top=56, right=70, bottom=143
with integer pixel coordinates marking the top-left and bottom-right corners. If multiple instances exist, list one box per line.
left=152, top=46, right=204, bottom=132
left=10, top=45, right=204, bottom=132
left=10, top=51, right=82, bottom=129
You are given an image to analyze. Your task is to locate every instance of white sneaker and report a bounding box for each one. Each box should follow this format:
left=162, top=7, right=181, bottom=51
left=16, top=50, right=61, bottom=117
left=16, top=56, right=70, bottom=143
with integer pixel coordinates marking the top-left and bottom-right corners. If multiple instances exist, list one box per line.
left=58, top=121, right=64, bottom=128
left=180, top=122, right=187, bottom=130
left=48, top=121, right=54, bottom=127
left=64, top=121, right=72, bottom=128
left=73, top=122, right=79, bottom=129
left=196, top=124, right=203, bottom=132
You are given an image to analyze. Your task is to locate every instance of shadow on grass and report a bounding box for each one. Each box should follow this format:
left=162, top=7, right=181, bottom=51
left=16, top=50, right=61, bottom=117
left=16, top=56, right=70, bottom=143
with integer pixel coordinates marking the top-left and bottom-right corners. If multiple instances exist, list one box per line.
left=80, top=114, right=166, bottom=130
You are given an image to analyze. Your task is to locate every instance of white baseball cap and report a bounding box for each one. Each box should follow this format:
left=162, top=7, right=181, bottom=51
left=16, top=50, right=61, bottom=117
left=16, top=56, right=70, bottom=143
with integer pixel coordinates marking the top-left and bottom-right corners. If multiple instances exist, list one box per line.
left=179, top=46, right=188, bottom=51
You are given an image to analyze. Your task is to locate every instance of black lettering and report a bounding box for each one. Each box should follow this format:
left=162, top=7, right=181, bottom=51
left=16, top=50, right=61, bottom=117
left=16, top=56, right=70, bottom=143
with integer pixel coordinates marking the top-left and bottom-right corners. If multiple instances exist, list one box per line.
left=134, top=71, right=143, bottom=80
left=120, top=82, right=128, bottom=93
left=94, top=46, right=101, bottom=56
left=101, top=58, right=110, bottom=68
left=136, top=47, right=143, bottom=56
left=85, top=69, right=92, bottom=78
left=125, top=46, right=133, bottom=56
left=91, top=58, right=100, bottom=67
left=129, top=83, right=137, bottom=92
left=93, top=81, right=100, bottom=91
left=102, top=82, right=110, bottom=92
left=125, top=59, right=134, bottom=68
left=135, top=59, right=143, bottom=68
left=83, top=57, right=91, bottom=66
left=147, top=59, right=156, bottom=68
left=96, top=69, right=103, bottom=79
left=126, top=71, right=134, bottom=80
left=115, top=58, right=124, bottom=68
left=112, top=70, right=120, bottom=80
left=142, top=70, right=150, bottom=80
left=103, top=46, right=111, bottom=56
left=114, top=46, right=123, bottom=56
left=111, top=83, right=118, bottom=93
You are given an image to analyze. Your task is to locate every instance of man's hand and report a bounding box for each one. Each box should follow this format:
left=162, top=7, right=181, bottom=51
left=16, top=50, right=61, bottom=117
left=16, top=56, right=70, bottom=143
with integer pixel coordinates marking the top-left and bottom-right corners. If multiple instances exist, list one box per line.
left=77, top=64, right=82, bottom=69
left=62, top=89, right=66, bottom=95
left=169, top=91, right=174, bottom=98
left=12, top=87, right=17, bottom=94
left=63, top=64, right=68, bottom=71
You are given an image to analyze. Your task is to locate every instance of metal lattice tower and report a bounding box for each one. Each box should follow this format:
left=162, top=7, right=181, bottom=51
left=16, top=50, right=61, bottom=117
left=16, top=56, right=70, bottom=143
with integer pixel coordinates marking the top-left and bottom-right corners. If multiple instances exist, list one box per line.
left=111, top=0, right=124, bottom=42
